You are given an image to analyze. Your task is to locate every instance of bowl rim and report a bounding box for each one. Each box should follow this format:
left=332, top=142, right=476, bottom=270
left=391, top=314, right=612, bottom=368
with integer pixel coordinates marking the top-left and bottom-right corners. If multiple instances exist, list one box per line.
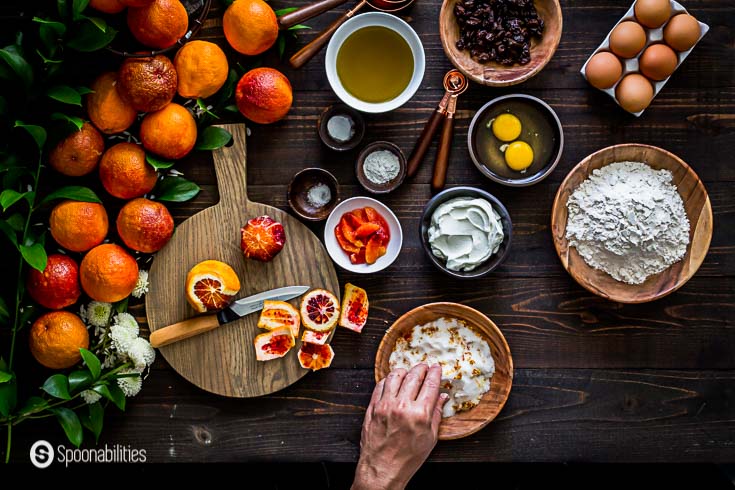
left=419, top=186, right=513, bottom=279
left=374, top=301, right=514, bottom=439
left=467, top=93, right=564, bottom=187
left=355, top=141, right=408, bottom=194
left=438, top=0, right=563, bottom=87
left=325, top=12, right=426, bottom=114
left=287, top=168, right=340, bottom=222
left=550, top=143, right=714, bottom=303
left=323, top=196, right=403, bottom=273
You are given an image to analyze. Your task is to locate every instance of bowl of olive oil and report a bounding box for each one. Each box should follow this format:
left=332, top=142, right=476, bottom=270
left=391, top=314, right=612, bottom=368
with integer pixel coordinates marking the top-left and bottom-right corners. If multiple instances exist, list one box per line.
left=326, top=12, right=425, bottom=113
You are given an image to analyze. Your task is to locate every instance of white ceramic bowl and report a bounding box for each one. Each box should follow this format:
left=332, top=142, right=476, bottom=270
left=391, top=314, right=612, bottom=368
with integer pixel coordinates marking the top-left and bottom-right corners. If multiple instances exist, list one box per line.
left=324, top=196, right=403, bottom=273
left=325, top=12, right=425, bottom=113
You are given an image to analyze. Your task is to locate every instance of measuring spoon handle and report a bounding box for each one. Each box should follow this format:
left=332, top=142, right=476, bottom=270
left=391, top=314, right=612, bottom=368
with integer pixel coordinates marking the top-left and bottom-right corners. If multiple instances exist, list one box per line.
left=407, top=109, right=444, bottom=178
left=432, top=115, right=454, bottom=192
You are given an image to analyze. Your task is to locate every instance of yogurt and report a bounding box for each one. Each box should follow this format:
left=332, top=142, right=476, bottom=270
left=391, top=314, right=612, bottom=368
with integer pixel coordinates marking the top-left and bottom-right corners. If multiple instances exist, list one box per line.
left=428, top=197, right=504, bottom=272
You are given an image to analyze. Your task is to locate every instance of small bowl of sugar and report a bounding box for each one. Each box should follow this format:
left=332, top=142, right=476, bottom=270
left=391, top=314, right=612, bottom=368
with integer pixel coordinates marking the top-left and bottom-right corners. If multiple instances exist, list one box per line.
left=356, top=141, right=407, bottom=194
left=287, top=168, right=340, bottom=222
left=317, top=104, right=366, bottom=152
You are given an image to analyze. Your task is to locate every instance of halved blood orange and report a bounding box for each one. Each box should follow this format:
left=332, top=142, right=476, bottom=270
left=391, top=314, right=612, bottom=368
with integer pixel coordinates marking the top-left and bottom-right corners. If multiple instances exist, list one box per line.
left=302, top=329, right=329, bottom=345
left=185, top=260, right=241, bottom=313
left=253, top=326, right=294, bottom=361
left=300, top=289, right=339, bottom=332
left=339, top=283, right=368, bottom=333
left=297, top=342, right=334, bottom=371
left=258, top=300, right=300, bottom=338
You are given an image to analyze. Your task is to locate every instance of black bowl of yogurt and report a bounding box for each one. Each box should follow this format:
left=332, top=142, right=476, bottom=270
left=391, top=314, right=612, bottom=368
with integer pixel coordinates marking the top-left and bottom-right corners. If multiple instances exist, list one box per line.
left=420, top=187, right=512, bottom=279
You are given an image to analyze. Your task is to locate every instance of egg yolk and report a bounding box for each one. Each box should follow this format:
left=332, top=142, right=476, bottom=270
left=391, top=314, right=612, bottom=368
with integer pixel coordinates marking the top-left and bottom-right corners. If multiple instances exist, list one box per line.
left=491, top=113, right=522, bottom=142
left=504, top=141, right=534, bottom=171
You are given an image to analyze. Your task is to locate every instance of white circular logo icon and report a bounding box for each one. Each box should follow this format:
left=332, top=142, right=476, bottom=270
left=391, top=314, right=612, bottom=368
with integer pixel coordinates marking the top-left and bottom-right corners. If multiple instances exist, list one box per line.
left=30, top=440, right=54, bottom=468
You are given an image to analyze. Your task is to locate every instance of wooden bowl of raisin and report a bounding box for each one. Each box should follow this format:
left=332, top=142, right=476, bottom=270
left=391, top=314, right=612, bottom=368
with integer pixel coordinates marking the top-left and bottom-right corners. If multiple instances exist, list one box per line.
left=439, top=0, right=562, bottom=87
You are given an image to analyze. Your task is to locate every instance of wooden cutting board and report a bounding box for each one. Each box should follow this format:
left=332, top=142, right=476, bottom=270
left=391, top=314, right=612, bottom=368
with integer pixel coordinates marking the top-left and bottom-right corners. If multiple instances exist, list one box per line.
left=146, top=124, right=339, bottom=398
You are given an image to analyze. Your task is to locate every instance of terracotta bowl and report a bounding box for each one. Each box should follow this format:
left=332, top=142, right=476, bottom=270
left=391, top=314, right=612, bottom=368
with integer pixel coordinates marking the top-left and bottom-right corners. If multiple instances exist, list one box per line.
left=439, top=0, right=563, bottom=86
left=375, top=302, right=513, bottom=440
left=551, top=144, right=713, bottom=303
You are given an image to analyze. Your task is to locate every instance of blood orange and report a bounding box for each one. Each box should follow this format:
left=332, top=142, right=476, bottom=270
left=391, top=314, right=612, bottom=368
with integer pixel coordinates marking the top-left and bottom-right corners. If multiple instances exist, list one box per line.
left=301, top=329, right=329, bottom=345
left=339, top=283, right=368, bottom=333
left=258, top=300, right=300, bottom=338
left=297, top=342, right=334, bottom=371
left=240, top=215, right=286, bottom=262
left=185, top=260, right=241, bottom=313
left=300, top=289, right=339, bottom=332
left=253, top=326, right=294, bottom=361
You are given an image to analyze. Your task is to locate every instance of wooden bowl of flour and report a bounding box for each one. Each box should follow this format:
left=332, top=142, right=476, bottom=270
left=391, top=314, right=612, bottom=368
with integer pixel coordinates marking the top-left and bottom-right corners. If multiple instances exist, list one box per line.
left=551, top=144, right=712, bottom=303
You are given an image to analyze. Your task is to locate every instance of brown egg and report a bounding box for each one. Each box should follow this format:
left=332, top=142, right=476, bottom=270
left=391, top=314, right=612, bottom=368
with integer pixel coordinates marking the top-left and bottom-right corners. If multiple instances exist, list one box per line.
left=664, top=14, right=701, bottom=51
left=640, top=44, right=678, bottom=80
left=616, top=73, right=654, bottom=113
left=634, top=0, right=672, bottom=28
left=585, top=52, right=623, bottom=89
left=609, top=21, right=647, bottom=58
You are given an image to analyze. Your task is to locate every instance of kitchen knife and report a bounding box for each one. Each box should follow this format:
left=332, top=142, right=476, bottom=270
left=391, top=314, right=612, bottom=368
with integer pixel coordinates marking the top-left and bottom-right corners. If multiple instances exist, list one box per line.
left=149, top=285, right=310, bottom=348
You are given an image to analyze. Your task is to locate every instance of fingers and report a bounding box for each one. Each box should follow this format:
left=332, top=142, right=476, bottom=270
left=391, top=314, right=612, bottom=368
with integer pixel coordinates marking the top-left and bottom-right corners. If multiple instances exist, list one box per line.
left=369, top=378, right=385, bottom=407
left=417, top=364, right=443, bottom=405
left=382, top=368, right=407, bottom=398
left=397, top=363, right=429, bottom=401
left=431, top=393, right=450, bottom=434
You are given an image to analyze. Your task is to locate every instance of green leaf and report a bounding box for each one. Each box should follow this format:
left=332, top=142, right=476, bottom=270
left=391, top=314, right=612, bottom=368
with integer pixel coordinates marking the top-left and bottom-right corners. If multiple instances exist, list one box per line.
left=0, top=297, right=9, bottom=323
left=145, top=154, right=175, bottom=170
left=14, top=121, right=47, bottom=150
left=274, top=7, right=298, bottom=15
left=0, top=371, right=11, bottom=383
left=82, top=15, right=106, bottom=31
left=36, top=48, right=63, bottom=65
left=75, top=85, right=93, bottom=95
left=73, top=0, right=92, bottom=19
left=0, top=377, right=17, bottom=417
left=0, top=47, right=33, bottom=87
left=80, top=348, right=101, bottom=380
left=0, top=189, right=25, bottom=211
left=277, top=33, right=286, bottom=59
left=6, top=213, right=23, bottom=231
left=196, top=98, right=219, bottom=119
left=68, top=370, right=93, bottom=393
left=47, top=85, right=82, bottom=106
left=223, top=104, right=239, bottom=114
left=51, top=112, right=84, bottom=131
left=66, top=18, right=117, bottom=52
left=42, top=373, right=71, bottom=400
left=58, top=0, right=71, bottom=18
left=114, top=297, right=128, bottom=314
left=18, top=396, right=48, bottom=416
left=40, top=185, right=101, bottom=205
left=33, top=17, right=67, bottom=33
left=288, top=24, right=311, bottom=31
left=155, top=176, right=200, bottom=202
left=195, top=127, right=232, bottom=151
left=93, top=383, right=125, bottom=411
left=79, top=402, right=103, bottom=443
left=20, top=243, right=47, bottom=272
left=52, top=407, right=83, bottom=447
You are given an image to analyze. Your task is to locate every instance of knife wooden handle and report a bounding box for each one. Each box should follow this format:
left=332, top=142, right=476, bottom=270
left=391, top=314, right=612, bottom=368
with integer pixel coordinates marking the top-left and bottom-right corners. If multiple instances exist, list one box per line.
left=149, top=315, right=220, bottom=348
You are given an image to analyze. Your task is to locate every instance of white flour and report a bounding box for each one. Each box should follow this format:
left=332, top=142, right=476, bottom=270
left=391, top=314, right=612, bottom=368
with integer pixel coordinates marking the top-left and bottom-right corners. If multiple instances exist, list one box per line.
left=565, top=161, right=690, bottom=285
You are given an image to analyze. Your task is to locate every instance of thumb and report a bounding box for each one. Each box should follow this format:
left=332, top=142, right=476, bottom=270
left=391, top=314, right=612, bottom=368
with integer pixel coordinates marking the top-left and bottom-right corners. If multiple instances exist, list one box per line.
left=431, top=393, right=449, bottom=434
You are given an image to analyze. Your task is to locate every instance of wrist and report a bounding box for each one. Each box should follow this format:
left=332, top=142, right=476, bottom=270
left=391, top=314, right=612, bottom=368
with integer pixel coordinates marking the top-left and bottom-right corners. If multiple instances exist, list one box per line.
left=352, top=457, right=409, bottom=490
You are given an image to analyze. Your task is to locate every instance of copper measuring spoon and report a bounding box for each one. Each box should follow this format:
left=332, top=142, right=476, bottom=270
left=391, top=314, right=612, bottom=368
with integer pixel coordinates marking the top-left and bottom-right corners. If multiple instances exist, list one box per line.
left=288, top=0, right=415, bottom=69
left=406, top=69, right=468, bottom=191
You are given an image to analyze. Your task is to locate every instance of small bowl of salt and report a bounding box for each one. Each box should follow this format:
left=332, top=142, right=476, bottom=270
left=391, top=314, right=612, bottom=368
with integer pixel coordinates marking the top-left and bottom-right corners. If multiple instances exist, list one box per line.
left=356, top=141, right=407, bottom=194
left=317, top=104, right=366, bottom=152
left=287, top=168, right=339, bottom=222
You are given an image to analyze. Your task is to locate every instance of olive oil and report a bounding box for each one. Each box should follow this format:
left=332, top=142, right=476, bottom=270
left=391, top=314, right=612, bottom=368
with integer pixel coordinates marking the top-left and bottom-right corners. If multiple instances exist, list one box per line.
left=336, top=26, right=414, bottom=103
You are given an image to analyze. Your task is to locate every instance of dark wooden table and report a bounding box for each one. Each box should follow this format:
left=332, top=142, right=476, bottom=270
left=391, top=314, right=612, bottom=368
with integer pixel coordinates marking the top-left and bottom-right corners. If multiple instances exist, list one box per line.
left=13, top=0, right=735, bottom=463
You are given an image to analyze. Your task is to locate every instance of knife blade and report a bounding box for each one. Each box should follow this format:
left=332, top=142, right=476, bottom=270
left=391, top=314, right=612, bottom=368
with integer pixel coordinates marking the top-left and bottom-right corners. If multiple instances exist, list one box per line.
left=149, top=285, right=310, bottom=349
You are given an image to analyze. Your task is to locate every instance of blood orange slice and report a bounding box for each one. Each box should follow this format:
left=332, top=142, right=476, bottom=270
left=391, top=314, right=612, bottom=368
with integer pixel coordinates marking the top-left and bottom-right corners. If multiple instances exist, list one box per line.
left=302, top=329, right=329, bottom=345
left=258, top=300, right=300, bottom=338
left=300, top=289, right=339, bottom=332
left=185, top=260, right=241, bottom=313
left=339, top=283, right=368, bottom=333
left=298, top=342, right=334, bottom=371
left=253, top=326, right=294, bottom=361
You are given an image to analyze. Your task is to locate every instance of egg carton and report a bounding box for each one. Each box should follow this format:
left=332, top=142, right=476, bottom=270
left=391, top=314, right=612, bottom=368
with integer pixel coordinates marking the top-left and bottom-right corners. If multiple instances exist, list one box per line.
left=580, top=0, right=709, bottom=117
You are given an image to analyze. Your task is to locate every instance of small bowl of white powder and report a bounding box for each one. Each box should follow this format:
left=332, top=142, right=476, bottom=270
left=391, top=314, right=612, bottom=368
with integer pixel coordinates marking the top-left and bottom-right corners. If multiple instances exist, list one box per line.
left=317, top=104, right=365, bottom=152
left=287, top=168, right=339, bottom=222
left=356, top=141, right=407, bottom=194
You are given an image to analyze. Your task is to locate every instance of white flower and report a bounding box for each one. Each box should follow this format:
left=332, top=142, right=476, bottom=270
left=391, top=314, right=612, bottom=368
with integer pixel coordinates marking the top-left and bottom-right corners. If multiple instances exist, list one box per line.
left=86, top=301, right=112, bottom=328
left=113, top=313, right=139, bottom=337
left=110, top=324, right=137, bottom=354
left=79, top=304, right=87, bottom=322
left=132, top=270, right=149, bottom=298
left=81, top=390, right=101, bottom=405
left=101, top=350, right=118, bottom=369
left=127, top=337, right=156, bottom=370
left=117, top=370, right=142, bottom=397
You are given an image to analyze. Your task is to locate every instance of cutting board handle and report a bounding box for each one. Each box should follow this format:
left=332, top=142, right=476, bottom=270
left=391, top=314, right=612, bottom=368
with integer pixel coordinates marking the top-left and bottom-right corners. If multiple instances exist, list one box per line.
left=212, top=124, right=249, bottom=205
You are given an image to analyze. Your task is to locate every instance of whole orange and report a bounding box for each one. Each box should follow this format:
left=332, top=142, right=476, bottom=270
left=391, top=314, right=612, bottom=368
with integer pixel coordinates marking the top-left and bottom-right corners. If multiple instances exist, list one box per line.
left=117, top=198, right=174, bottom=253
left=139, top=103, right=197, bottom=160
left=117, top=55, right=177, bottom=113
left=80, top=244, right=139, bottom=302
left=49, top=122, right=105, bottom=177
left=120, top=0, right=154, bottom=5
left=29, top=311, right=89, bottom=370
left=50, top=201, right=109, bottom=253
left=99, top=142, right=158, bottom=199
left=174, top=40, right=229, bottom=99
left=235, top=68, right=293, bottom=124
left=86, top=72, right=137, bottom=135
left=127, top=0, right=188, bottom=50
left=89, top=0, right=126, bottom=13
left=26, top=254, right=81, bottom=310
left=223, top=0, right=278, bottom=56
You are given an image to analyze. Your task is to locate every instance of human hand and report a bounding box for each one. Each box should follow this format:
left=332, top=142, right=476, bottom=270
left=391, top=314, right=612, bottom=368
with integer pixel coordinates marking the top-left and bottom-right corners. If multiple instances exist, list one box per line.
left=352, top=363, right=449, bottom=490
